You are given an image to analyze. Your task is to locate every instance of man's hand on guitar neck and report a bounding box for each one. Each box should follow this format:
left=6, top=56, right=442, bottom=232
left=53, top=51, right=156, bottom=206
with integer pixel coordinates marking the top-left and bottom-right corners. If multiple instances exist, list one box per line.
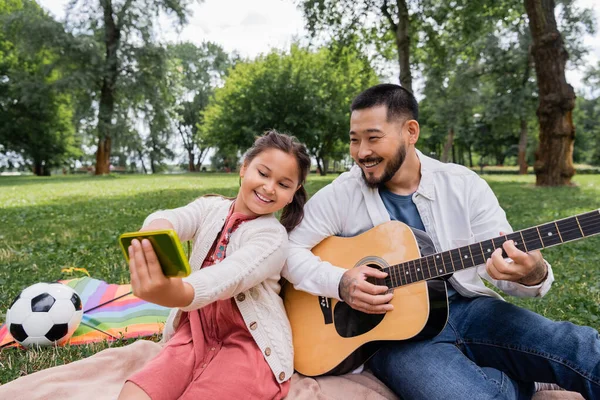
left=486, top=231, right=548, bottom=286
left=338, top=266, right=394, bottom=314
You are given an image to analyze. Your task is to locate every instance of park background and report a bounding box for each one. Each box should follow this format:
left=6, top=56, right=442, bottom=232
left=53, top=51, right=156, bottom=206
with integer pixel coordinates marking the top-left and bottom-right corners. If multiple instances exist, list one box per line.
left=1, top=0, right=599, bottom=384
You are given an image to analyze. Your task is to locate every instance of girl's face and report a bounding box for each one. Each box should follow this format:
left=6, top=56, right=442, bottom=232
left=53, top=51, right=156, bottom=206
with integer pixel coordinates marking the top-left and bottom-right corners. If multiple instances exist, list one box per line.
left=236, top=148, right=300, bottom=217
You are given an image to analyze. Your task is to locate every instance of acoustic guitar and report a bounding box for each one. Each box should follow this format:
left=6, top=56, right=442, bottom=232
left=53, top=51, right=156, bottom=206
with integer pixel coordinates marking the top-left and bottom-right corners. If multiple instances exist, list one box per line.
left=283, top=210, right=600, bottom=377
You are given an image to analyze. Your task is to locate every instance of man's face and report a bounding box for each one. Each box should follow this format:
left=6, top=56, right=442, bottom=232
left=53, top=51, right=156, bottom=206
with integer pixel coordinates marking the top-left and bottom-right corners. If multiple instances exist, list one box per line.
left=349, top=105, right=408, bottom=188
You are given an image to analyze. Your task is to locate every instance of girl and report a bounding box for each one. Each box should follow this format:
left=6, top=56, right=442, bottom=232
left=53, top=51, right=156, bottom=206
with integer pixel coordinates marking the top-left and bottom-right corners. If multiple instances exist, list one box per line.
left=119, top=131, right=310, bottom=400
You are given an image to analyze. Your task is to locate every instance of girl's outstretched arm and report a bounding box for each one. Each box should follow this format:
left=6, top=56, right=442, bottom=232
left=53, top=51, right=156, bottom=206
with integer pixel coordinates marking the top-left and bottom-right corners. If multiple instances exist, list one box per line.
left=180, top=222, right=287, bottom=311
left=139, top=219, right=174, bottom=232
left=142, top=197, right=211, bottom=242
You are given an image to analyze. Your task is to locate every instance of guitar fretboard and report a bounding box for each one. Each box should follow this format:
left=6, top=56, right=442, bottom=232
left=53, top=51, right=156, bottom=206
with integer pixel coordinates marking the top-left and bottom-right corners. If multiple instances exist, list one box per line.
left=382, top=210, right=600, bottom=289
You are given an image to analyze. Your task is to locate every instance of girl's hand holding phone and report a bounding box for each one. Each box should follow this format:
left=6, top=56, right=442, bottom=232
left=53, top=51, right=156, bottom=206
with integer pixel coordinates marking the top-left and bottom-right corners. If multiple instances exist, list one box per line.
left=128, top=238, right=194, bottom=308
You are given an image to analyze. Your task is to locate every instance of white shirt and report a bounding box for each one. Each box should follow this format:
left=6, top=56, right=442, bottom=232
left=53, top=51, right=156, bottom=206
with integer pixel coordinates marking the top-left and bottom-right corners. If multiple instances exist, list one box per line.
left=284, top=150, right=554, bottom=301
left=144, top=196, right=294, bottom=383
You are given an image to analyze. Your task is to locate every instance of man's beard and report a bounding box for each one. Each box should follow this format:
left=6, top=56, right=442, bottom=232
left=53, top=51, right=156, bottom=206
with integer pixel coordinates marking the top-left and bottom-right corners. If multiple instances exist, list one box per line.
left=360, top=143, right=407, bottom=189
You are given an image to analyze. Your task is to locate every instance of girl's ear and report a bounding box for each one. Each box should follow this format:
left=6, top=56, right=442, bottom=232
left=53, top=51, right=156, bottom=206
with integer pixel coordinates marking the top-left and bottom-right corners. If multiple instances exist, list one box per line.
left=240, top=163, right=247, bottom=178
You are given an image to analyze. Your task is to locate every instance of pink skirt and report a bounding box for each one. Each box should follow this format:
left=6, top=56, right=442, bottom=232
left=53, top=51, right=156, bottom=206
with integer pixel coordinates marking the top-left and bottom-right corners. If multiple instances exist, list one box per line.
left=128, top=297, right=289, bottom=400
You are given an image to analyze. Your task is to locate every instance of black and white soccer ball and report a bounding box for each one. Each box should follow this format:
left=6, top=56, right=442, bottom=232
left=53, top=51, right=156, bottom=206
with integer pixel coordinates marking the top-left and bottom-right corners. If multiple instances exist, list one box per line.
left=6, top=282, right=83, bottom=347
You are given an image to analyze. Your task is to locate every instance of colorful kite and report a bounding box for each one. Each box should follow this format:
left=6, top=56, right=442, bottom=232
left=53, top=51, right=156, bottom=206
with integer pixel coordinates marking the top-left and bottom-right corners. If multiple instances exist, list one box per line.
left=1, top=277, right=171, bottom=348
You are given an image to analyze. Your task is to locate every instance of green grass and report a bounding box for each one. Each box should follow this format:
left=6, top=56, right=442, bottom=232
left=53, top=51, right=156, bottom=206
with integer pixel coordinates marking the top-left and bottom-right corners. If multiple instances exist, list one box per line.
left=1, top=172, right=599, bottom=384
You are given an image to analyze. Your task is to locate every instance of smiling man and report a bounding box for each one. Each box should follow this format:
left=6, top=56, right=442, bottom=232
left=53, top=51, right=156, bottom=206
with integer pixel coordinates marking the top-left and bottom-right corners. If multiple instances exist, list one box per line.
left=284, top=84, right=600, bottom=399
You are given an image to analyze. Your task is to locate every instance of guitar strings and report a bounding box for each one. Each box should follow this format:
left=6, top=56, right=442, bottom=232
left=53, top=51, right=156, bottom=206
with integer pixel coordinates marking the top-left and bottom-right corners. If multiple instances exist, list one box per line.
left=381, top=211, right=600, bottom=288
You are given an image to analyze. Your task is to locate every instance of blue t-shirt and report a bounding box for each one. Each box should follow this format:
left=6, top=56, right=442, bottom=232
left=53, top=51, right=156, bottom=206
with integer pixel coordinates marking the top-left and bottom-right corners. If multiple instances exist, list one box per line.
left=378, top=188, right=425, bottom=231
left=378, top=187, right=457, bottom=298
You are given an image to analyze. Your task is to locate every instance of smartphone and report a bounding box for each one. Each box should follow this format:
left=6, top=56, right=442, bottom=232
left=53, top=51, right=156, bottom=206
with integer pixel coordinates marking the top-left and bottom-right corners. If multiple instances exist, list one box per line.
left=119, top=229, right=191, bottom=277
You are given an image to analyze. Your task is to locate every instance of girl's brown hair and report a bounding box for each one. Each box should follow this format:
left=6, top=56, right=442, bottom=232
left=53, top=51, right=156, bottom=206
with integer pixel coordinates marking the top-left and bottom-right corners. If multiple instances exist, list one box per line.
left=242, top=130, right=310, bottom=232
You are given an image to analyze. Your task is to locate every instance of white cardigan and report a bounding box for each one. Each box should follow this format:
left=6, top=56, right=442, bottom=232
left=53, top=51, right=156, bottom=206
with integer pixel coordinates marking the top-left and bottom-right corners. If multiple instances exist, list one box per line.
left=285, top=149, right=554, bottom=301
left=143, top=196, right=293, bottom=383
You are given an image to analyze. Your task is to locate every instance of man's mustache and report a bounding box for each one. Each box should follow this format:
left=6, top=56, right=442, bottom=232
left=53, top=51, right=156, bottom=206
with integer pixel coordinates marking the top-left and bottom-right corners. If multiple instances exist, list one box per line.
left=358, top=157, right=383, bottom=164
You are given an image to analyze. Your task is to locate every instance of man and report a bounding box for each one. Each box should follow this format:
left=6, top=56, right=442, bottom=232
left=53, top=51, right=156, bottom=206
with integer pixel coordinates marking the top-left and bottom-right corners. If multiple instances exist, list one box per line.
left=284, top=84, right=600, bottom=399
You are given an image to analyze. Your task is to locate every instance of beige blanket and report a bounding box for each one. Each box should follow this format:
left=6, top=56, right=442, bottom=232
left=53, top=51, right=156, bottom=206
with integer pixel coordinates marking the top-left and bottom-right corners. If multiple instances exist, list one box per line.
left=0, top=340, right=583, bottom=400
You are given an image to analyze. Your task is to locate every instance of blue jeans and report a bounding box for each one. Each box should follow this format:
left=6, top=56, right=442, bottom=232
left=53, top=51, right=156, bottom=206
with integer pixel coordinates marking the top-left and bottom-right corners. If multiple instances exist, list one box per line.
left=368, top=294, right=600, bottom=400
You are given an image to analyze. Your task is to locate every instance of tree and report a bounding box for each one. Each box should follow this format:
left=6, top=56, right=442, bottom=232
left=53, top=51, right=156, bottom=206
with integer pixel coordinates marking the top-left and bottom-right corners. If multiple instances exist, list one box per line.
left=474, top=23, right=538, bottom=172
left=416, top=0, right=592, bottom=175
left=66, top=0, right=194, bottom=175
left=130, top=44, right=177, bottom=174
left=300, top=0, right=414, bottom=91
left=415, top=3, right=521, bottom=167
left=524, top=0, right=585, bottom=185
left=572, top=95, right=600, bottom=167
left=0, top=0, right=82, bottom=175
left=202, top=44, right=379, bottom=174
left=169, top=42, right=231, bottom=171
left=299, top=1, right=526, bottom=94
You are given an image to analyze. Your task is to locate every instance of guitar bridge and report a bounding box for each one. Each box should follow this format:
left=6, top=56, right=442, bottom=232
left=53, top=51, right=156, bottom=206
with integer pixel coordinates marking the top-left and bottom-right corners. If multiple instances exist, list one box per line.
left=318, top=296, right=333, bottom=324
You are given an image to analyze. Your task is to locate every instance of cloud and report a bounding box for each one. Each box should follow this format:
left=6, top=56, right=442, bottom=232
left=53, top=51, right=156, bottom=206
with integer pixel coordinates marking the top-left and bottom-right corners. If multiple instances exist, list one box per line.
left=240, top=12, right=270, bottom=27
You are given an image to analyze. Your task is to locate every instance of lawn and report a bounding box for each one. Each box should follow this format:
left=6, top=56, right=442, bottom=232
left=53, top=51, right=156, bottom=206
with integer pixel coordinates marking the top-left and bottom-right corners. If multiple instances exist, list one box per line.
left=0, top=172, right=599, bottom=384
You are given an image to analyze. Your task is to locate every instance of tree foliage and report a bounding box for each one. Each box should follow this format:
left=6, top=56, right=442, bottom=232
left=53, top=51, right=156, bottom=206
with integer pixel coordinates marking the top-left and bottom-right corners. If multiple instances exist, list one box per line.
left=1, top=0, right=598, bottom=176
left=202, top=44, right=379, bottom=174
left=0, top=0, right=82, bottom=175
left=169, top=42, right=231, bottom=171
left=65, top=0, right=195, bottom=174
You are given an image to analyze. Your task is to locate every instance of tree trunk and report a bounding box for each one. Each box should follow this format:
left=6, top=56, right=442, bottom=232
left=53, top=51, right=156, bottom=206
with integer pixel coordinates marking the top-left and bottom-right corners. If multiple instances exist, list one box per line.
left=315, top=157, right=325, bottom=176
left=524, top=0, right=576, bottom=186
left=196, top=147, right=209, bottom=171
left=451, top=144, right=457, bottom=164
left=496, top=152, right=506, bottom=166
left=137, top=150, right=147, bottom=174
left=95, top=136, right=112, bottom=174
left=188, top=149, right=196, bottom=172
left=33, top=160, right=49, bottom=176
left=518, top=117, right=529, bottom=174
left=441, top=128, right=454, bottom=163
left=33, top=161, right=41, bottom=176
left=323, top=158, right=330, bottom=175
left=95, top=0, right=121, bottom=175
left=150, top=155, right=156, bottom=174
left=382, top=0, right=412, bottom=92
left=468, top=146, right=473, bottom=168
left=395, top=0, right=412, bottom=92
left=178, top=125, right=196, bottom=172
left=199, top=148, right=209, bottom=166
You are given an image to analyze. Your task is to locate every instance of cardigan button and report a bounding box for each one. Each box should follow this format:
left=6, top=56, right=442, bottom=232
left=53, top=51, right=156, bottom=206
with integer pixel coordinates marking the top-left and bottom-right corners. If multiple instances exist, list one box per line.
left=279, top=372, right=285, bottom=381
left=264, top=347, right=271, bottom=356
left=249, top=321, right=258, bottom=330
left=236, top=293, right=245, bottom=302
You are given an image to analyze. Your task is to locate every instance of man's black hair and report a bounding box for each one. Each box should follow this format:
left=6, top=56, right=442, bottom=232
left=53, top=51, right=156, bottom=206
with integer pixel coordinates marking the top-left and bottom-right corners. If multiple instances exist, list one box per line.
left=350, top=84, right=418, bottom=122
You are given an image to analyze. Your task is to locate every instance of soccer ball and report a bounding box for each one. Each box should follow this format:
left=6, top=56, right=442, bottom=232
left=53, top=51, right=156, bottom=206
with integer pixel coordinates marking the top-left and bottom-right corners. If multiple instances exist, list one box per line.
left=6, top=282, right=83, bottom=347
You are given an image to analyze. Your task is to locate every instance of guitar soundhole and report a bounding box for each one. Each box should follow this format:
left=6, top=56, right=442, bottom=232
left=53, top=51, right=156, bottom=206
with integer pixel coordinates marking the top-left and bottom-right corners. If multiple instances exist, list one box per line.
left=333, top=264, right=387, bottom=338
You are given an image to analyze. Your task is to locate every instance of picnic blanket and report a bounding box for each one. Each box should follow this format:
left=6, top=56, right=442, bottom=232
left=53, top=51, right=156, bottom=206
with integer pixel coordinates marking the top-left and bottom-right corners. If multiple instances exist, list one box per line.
left=0, top=278, right=584, bottom=399
left=1, top=277, right=170, bottom=348
left=0, top=339, right=583, bottom=399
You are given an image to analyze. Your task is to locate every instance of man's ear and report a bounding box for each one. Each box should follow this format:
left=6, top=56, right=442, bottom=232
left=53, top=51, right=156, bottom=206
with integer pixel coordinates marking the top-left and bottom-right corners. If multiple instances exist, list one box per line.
left=406, top=120, right=420, bottom=145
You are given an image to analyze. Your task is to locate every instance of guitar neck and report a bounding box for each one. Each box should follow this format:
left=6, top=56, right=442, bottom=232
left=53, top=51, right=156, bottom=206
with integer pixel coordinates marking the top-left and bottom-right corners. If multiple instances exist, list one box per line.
left=383, top=209, right=600, bottom=289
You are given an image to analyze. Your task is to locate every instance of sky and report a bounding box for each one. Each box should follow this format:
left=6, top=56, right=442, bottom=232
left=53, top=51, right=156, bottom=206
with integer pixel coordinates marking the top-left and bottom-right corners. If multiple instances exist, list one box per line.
left=38, top=0, right=600, bottom=94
